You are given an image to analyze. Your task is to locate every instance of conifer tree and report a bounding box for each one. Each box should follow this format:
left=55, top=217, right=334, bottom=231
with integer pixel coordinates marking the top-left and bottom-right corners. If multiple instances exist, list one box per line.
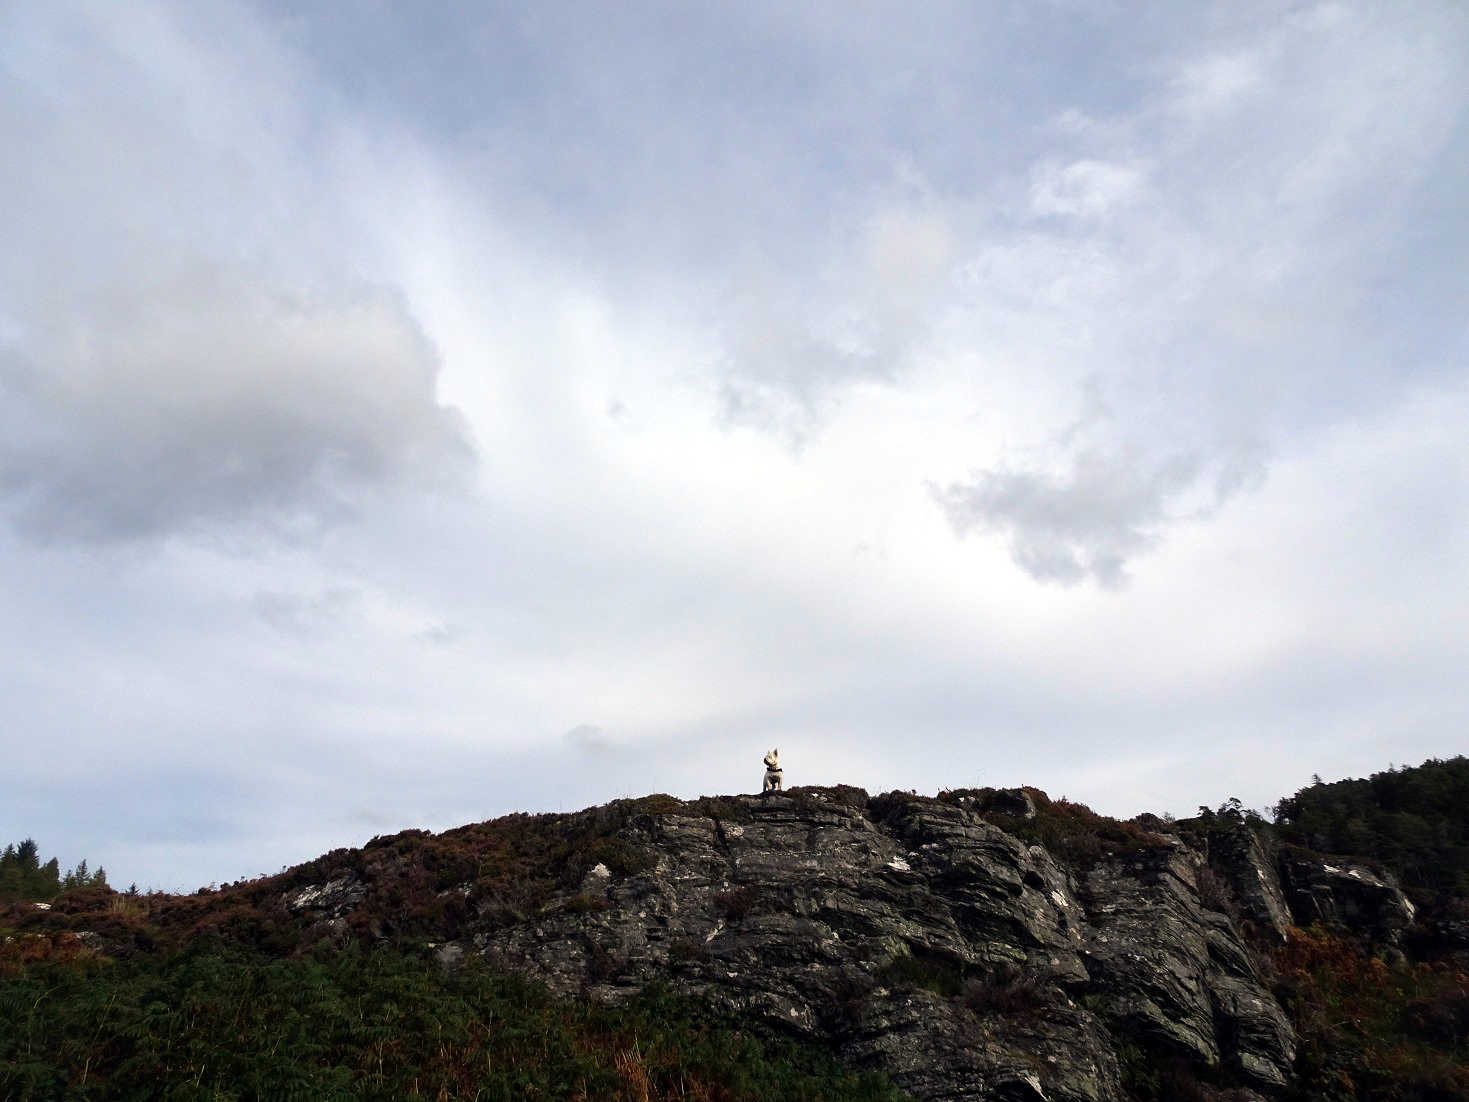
left=40, top=856, right=61, bottom=898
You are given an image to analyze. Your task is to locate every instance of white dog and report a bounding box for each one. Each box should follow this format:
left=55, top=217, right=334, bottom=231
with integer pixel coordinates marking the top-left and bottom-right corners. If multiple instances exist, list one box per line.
left=762, top=748, right=783, bottom=793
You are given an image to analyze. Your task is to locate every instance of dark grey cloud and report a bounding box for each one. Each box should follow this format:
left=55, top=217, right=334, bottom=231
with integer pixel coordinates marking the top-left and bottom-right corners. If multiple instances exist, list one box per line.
left=564, top=724, right=614, bottom=754
left=253, top=586, right=361, bottom=638
left=932, top=449, right=1201, bottom=588
left=0, top=269, right=472, bottom=544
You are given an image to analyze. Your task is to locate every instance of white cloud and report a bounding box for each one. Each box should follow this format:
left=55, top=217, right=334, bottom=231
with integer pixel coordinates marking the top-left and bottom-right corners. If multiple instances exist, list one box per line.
left=932, top=447, right=1200, bottom=588
left=1168, top=48, right=1267, bottom=121
left=1029, top=158, right=1149, bottom=219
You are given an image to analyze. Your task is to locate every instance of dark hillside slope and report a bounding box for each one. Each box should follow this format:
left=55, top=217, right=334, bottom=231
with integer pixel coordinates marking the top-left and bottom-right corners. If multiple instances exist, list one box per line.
left=5, top=765, right=1469, bottom=1101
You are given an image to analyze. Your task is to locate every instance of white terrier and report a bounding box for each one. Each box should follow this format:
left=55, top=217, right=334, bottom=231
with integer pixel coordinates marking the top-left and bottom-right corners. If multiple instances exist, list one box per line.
left=762, top=748, right=783, bottom=793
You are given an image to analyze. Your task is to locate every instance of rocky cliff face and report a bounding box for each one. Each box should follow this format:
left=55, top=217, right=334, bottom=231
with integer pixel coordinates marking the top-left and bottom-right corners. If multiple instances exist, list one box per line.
left=285, top=788, right=1349, bottom=1101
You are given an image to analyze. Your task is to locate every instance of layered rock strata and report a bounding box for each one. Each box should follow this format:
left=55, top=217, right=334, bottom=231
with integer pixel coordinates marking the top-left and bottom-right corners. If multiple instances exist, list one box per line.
left=285, top=791, right=1302, bottom=1101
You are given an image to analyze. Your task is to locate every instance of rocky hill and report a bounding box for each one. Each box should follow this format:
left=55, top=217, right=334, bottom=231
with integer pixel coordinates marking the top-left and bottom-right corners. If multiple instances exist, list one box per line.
left=6, top=779, right=1467, bottom=1101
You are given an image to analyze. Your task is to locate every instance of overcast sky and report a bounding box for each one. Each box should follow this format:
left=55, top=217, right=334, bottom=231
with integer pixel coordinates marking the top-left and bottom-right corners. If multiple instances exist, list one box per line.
left=3, top=0, right=1466, bottom=891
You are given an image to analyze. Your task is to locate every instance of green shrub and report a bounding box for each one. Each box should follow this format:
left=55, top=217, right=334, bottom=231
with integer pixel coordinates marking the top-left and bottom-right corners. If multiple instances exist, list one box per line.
left=875, top=949, right=966, bottom=998
left=0, top=944, right=913, bottom=1101
left=988, top=790, right=1170, bottom=869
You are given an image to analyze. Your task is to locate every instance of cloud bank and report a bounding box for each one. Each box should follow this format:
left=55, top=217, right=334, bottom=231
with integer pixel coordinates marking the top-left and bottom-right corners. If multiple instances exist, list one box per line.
left=1, top=0, right=1466, bottom=891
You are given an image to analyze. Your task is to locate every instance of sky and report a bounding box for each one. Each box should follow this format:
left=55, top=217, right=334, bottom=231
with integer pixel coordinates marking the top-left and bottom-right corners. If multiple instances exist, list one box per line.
left=3, top=0, right=1466, bottom=892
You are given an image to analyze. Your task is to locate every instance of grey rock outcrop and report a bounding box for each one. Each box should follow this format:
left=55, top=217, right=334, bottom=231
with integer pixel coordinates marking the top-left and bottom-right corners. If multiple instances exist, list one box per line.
left=843, top=990, right=1122, bottom=1102
left=1205, top=825, right=1293, bottom=941
left=283, top=870, right=365, bottom=944
left=945, top=787, right=1039, bottom=822
left=354, top=790, right=1296, bottom=1102
left=1278, top=849, right=1416, bottom=943
left=1080, top=845, right=1294, bottom=1090
left=283, top=871, right=364, bottom=918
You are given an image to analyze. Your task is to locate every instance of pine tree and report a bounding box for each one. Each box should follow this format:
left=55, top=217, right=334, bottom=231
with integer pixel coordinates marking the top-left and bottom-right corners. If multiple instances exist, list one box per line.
left=39, top=856, right=61, bottom=898
left=16, top=838, right=43, bottom=900
left=62, top=858, right=89, bottom=891
left=0, top=844, right=20, bottom=903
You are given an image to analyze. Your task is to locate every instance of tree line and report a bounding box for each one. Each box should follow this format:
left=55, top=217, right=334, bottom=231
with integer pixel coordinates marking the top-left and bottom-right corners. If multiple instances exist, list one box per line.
left=0, top=839, right=107, bottom=905
left=1273, top=755, right=1469, bottom=906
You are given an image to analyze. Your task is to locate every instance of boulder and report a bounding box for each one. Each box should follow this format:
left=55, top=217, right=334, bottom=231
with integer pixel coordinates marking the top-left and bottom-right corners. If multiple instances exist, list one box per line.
left=1278, top=850, right=1416, bottom=943
left=947, top=788, right=1039, bottom=821
left=281, top=871, right=365, bottom=920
